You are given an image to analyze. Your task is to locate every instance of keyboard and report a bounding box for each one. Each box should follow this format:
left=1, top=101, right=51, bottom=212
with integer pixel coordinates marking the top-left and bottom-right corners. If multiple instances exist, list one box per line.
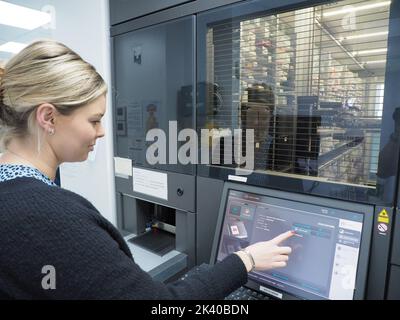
left=225, top=286, right=270, bottom=300
left=182, top=265, right=270, bottom=300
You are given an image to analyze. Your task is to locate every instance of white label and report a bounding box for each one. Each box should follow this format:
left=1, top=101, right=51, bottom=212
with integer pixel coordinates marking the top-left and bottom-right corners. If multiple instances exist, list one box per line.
left=259, top=286, right=283, bottom=299
left=378, top=223, right=388, bottom=233
left=132, top=167, right=168, bottom=200
left=329, top=244, right=358, bottom=300
left=114, top=157, right=133, bottom=178
left=228, top=175, right=248, bottom=183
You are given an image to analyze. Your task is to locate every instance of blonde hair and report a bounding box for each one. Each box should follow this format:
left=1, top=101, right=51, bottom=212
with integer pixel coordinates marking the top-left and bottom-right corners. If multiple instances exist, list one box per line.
left=0, top=40, right=107, bottom=150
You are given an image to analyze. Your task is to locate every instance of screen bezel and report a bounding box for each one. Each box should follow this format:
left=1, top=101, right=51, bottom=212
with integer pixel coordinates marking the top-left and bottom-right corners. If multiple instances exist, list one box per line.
left=210, top=182, right=374, bottom=300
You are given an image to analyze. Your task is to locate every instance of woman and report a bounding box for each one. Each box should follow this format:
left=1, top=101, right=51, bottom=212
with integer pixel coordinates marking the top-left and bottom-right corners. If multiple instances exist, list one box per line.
left=0, top=40, right=293, bottom=299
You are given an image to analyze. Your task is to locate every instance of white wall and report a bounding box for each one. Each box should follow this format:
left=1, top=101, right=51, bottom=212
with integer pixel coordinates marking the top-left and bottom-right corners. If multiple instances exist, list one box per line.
left=53, top=0, right=116, bottom=225
left=0, top=1, right=116, bottom=224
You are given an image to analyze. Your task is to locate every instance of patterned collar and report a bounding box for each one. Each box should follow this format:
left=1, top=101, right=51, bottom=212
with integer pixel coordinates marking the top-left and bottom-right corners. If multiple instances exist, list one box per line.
left=0, top=164, right=57, bottom=187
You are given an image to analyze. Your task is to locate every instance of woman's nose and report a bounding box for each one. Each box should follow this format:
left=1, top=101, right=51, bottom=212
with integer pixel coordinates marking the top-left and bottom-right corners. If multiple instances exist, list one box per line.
left=97, top=124, right=105, bottom=138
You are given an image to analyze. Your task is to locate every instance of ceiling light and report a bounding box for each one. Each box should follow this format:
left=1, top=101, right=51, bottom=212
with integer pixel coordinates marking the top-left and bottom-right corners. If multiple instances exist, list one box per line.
left=0, top=42, right=27, bottom=54
left=364, top=59, right=386, bottom=64
left=355, top=48, right=387, bottom=55
left=323, top=1, right=391, bottom=17
left=0, top=1, right=51, bottom=30
left=342, top=31, right=389, bottom=41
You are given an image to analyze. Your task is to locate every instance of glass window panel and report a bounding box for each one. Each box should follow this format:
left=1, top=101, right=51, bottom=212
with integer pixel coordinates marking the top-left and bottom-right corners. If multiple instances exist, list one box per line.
left=199, top=0, right=390, bottom=189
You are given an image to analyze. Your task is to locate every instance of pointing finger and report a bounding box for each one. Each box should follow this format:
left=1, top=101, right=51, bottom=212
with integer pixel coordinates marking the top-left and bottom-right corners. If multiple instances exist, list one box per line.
left=271, top=230, right=295, bottom=245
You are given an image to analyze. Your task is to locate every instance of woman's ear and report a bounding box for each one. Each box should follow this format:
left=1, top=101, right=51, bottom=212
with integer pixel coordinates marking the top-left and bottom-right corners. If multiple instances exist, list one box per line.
left=36, top=103, right=57, bottom=131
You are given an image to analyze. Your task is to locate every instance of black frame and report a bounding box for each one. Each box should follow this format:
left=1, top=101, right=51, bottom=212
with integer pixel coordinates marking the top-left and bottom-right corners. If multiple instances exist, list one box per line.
left=196, top=0, right=400, bottom=207
left=210, top=181, right=374, bottom=300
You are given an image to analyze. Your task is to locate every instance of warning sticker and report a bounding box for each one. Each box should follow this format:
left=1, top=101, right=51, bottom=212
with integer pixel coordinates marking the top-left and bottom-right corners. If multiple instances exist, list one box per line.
left=378, top=209, right=389, bottom=224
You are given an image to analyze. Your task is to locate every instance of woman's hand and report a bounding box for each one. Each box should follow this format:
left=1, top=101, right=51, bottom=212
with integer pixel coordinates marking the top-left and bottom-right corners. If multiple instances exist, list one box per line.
left=235, top=230, right=295, bottom=272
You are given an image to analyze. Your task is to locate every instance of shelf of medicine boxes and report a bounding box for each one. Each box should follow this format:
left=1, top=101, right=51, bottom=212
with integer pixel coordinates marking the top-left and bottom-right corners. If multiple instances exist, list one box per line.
left=316, top=52, right=365, bottom=105
left=275, top=19, right=296, bottom=100
left=239, top=16, right=296, bottom=102
left=239, top=17, right=276, bottom=90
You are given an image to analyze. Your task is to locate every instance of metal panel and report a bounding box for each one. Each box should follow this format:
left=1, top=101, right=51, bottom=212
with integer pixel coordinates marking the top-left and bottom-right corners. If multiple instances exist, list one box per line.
left=149, top=253, right=188, bottom=282
left=115, top=170, right=196, bottom=212
left=112, top=15, right=195, bottom=176
left=387, top=265, right=400, bottom=300
left=120, top=193, right=153, bottom=234
left=366, top=206, right=394, bottom=299
left=196, top=177, right=224, bottom=264
left=115, top=192, right=126, bottom=234
left=110, top=0, right=193, bottom=26
left=391, top=209, right=400, bottom=266
left=376, top=0, right=400, bottom=206
left=111, top=0, right=247, bottom=36
left=176, top=210, right=196, bottom=267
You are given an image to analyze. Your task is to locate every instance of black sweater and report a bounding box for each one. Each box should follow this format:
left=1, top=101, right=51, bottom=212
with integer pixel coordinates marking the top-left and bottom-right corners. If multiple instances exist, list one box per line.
left=0, top=177, right=247, bottom=299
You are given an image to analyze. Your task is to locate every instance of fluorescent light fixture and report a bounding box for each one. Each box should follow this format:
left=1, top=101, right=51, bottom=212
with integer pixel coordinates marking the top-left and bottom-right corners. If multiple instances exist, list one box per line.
left=0, top=41, right=27, bottom=54
left=355, top=48, right=387, bottom=56
left=323, top=1, right=391, bottom=17
left=364, top=59, right=386, bottom=64
left=0, top=1, right=51, bottom=30
left=341, top=31, right=389, bottom=41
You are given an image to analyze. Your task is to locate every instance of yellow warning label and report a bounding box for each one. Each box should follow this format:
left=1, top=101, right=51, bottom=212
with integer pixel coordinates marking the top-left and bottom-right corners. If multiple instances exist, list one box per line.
left=378, top=209, right=389, bottom=224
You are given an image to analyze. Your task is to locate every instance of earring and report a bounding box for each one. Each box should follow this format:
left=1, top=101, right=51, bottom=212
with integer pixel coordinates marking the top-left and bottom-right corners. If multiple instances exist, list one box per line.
left=48, top=128, right=55, bottom=136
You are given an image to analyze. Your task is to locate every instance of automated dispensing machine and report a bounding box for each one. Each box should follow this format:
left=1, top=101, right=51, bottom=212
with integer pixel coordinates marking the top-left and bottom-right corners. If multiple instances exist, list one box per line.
left=110, top=0, right=400, bottom=298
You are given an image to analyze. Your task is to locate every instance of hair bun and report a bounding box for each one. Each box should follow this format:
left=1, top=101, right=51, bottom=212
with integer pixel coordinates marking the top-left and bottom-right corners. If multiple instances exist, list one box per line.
left=0, top=66, right=4, bottom=101
left=0, top=103, right=17, bottom=127
left=0, top=68, right=12, bottom=126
